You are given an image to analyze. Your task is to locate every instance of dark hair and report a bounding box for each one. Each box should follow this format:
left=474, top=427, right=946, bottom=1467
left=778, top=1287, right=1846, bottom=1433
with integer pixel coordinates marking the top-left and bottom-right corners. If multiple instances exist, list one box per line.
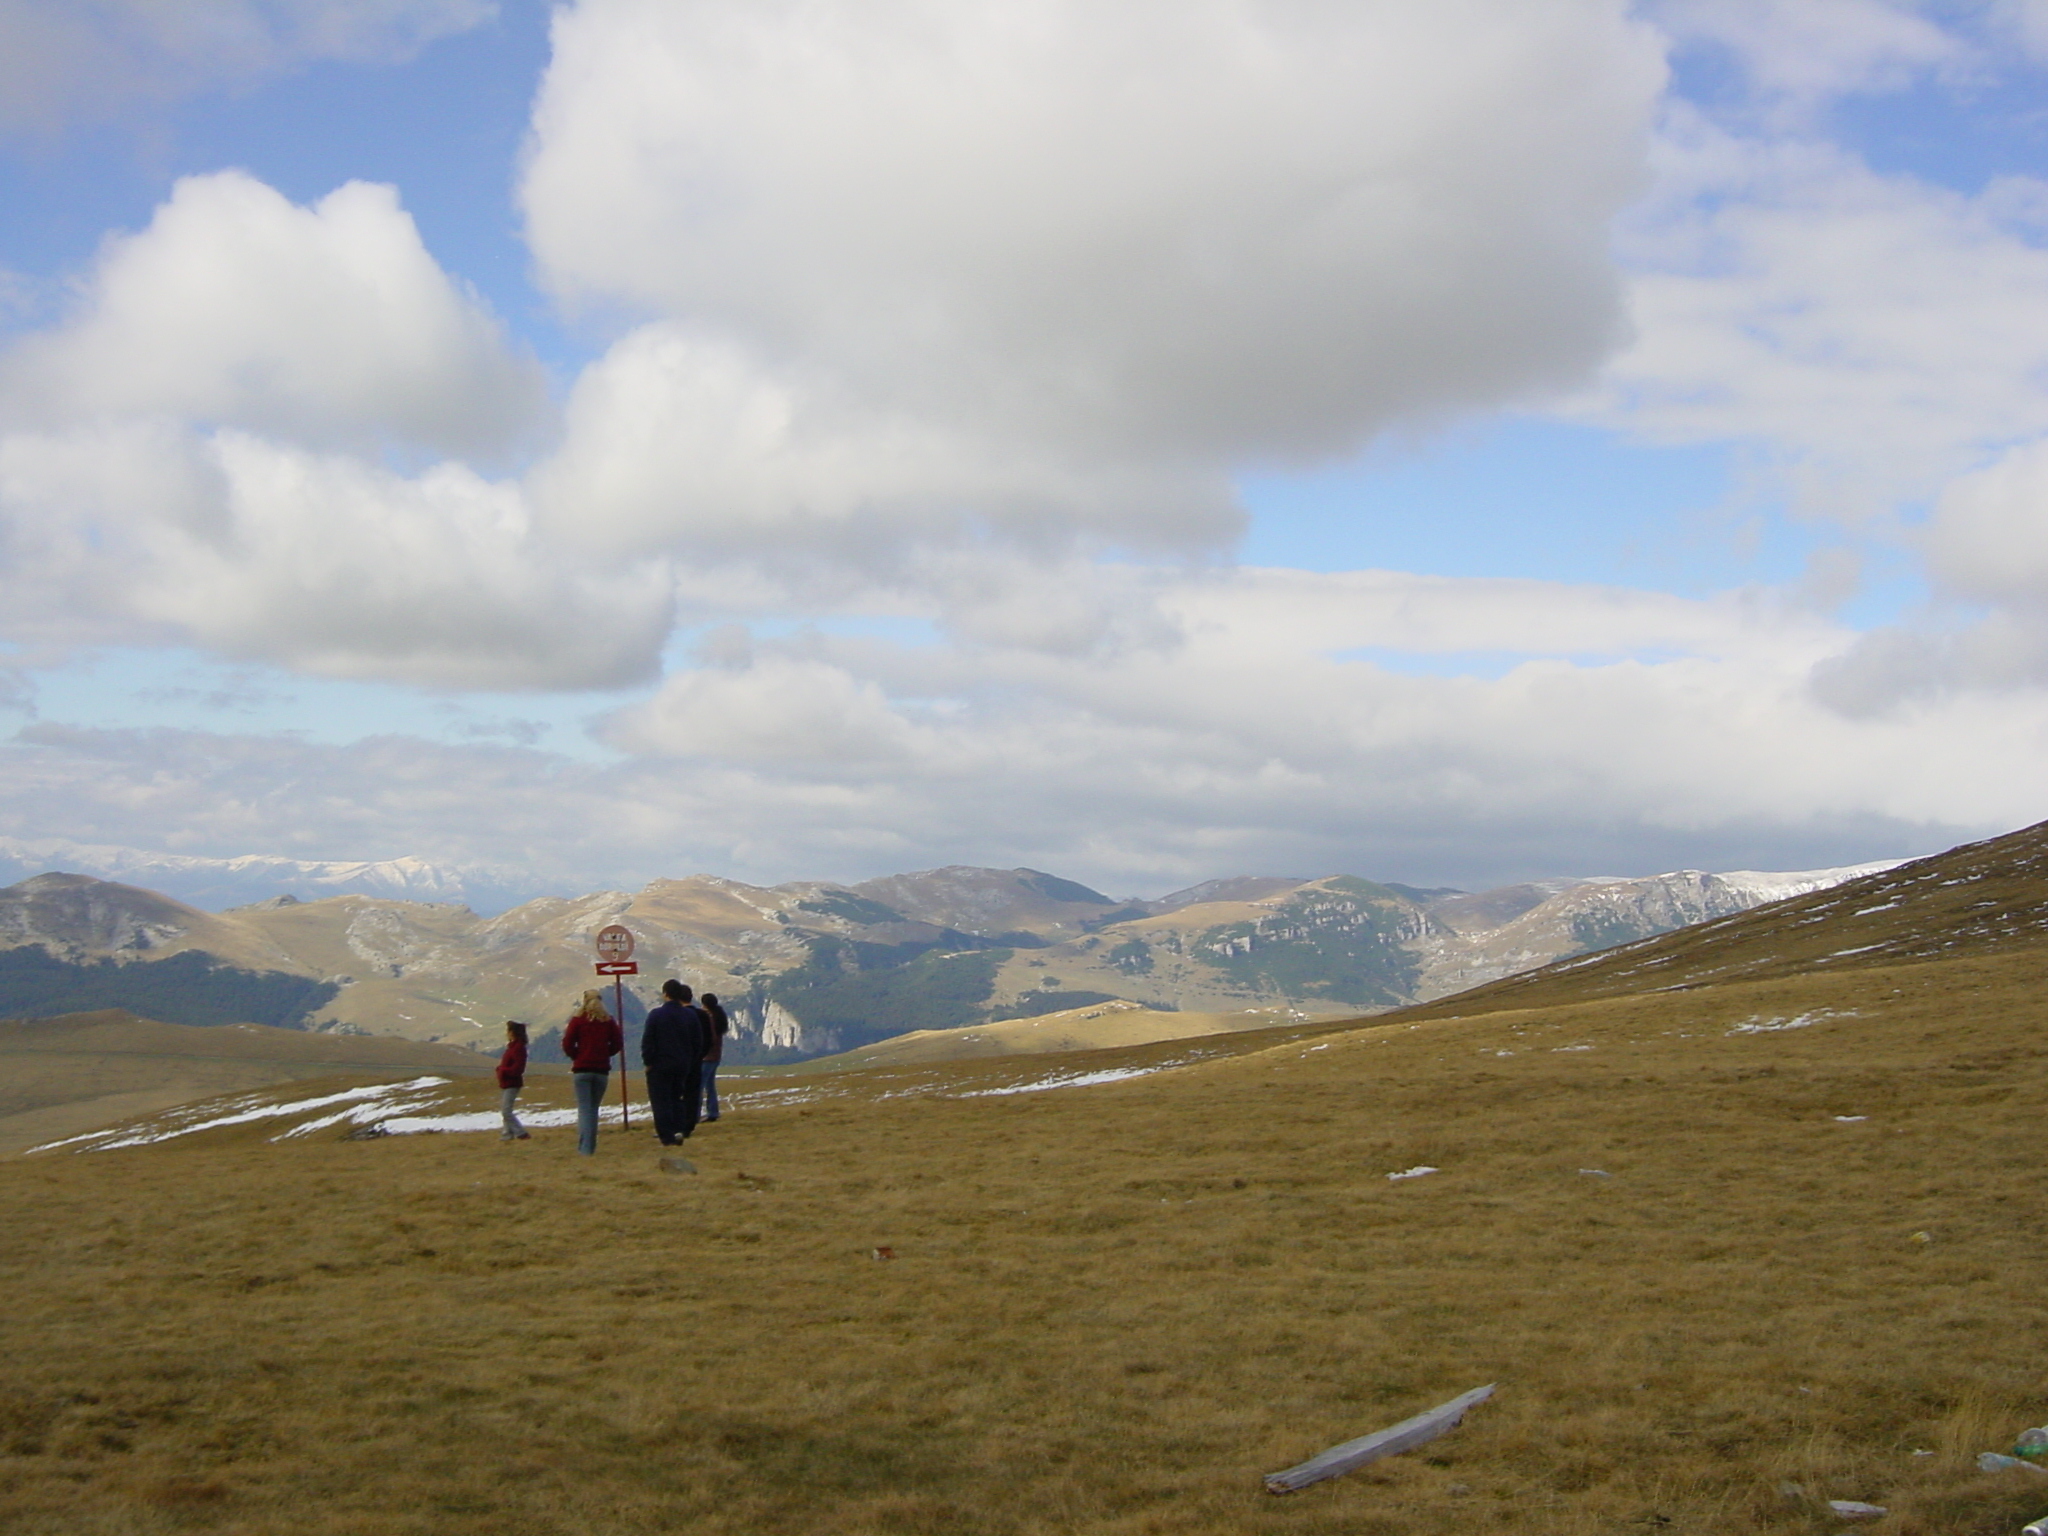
left=701, top=994, right=729, bottom=1030
left=662, top=979, right=690, bottom=1002
left=505, top=1020, right=528, bottom=1042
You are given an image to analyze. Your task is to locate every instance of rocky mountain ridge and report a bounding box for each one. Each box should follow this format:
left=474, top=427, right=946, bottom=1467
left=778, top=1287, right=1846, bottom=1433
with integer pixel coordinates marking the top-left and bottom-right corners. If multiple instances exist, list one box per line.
left=0, top=851, right=1905, bottom=1058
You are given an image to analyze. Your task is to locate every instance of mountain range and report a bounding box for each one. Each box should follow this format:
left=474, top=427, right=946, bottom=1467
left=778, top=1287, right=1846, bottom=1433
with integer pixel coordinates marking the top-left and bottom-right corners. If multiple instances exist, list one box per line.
left=0, top=850, right=1902, bottom=1060
left=0, top=837, right=540, bottom=914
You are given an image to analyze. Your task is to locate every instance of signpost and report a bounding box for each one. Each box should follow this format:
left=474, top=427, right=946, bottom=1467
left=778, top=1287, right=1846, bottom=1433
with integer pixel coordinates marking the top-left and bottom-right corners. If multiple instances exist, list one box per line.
left=594, top=925, right=636, bottom=1129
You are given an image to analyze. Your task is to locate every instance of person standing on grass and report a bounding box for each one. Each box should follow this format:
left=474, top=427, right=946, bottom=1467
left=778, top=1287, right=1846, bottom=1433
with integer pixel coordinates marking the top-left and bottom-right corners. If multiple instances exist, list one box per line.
left=698, top=992, right=730, bottom=1123
left=496, top=1020, right=532, bottom=1141
left=562, top=990, right=623, bottom=1157
left=642, top=979, right=710, bottom=1147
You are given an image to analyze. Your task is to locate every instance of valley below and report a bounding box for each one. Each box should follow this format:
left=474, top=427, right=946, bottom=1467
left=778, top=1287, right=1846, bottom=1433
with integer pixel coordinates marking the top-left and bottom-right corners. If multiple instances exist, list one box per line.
left=0, top=852, right=1898, bottom=1068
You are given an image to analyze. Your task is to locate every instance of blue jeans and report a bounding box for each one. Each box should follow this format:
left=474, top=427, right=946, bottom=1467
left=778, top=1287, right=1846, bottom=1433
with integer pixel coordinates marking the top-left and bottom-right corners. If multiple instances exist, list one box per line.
left=701, top=1062, right=720, bottom=1121
left=571, top=1071, right=609, bottom=1155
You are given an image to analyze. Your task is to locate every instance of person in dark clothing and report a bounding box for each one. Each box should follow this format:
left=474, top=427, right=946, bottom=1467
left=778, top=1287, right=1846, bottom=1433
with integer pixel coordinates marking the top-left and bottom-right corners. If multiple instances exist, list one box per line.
left=698, top=993, right=730, bottom=1123
left=641, top=979, right=709, bottom=1147
left=562, top=990, right=623, bottom=1156
left=496, top=1020, right=531, bottom=1141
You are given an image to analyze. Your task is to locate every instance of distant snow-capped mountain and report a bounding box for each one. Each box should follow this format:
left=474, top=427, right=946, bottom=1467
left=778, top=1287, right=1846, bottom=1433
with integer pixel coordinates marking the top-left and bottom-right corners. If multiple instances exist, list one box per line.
left=0, top=838, right=545, bottom=915
left=0, top=843, right=1923, bottom=1058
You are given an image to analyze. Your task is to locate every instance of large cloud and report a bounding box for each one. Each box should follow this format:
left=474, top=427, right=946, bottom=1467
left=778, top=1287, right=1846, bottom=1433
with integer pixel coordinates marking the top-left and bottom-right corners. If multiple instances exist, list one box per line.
left=526, top=323, right=1241, bottom=562
left=0, top=172, right=664, bottom=688
left=524, top=0, right=1663, bottom=480
left=0, top=2, right=1676, bottom=684
left=0, top=0, right=493, bottom=136
left=1, top=172, right=546, bottom=460
left=0, top=424, right=672, bottom=686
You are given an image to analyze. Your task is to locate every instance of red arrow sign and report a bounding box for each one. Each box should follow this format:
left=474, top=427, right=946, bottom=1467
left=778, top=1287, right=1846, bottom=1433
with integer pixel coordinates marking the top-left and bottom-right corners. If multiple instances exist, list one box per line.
left=594, top=960, right=639, bottom=976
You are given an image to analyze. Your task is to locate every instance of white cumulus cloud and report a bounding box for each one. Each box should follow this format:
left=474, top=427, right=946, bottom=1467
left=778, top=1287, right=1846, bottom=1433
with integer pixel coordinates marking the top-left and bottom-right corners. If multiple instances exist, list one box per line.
left=0, top=172, right=665, bottom=688
left=524, top=0, right=1663, bottom=481
left=528, top=323, right=1239, bottom=564
left=0, top=425, right=672, bottom=687
left=1, top=171, right=546, bottom=460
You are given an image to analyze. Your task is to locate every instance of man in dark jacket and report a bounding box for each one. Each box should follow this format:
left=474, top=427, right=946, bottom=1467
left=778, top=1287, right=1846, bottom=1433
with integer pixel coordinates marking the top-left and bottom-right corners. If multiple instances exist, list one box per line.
left=641, top=979, right=710, bottom=1147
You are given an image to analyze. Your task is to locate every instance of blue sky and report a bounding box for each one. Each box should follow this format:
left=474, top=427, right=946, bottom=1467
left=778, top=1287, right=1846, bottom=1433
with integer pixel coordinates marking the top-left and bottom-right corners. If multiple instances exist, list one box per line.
left=1, top=0, right=2045, bottom=899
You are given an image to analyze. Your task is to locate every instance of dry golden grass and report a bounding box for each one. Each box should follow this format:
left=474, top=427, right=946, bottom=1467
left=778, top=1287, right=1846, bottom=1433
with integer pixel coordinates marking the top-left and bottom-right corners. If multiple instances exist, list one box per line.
left=3, top=943, right=2048, bottom=1535
left=801, top=1001, right=1310, bottom=1070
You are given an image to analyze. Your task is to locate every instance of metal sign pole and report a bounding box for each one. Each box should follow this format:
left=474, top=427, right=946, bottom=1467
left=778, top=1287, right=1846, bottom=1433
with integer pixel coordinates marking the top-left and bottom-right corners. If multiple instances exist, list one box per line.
left=592, top=925, right=639, bottom=1137
left=615, top=975, right=629, bottom=1130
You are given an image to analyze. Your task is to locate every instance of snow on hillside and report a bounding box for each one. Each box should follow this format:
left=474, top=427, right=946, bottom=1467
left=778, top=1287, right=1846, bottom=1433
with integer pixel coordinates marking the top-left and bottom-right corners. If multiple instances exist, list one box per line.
left=1708, top=861, right=1907, bottom=905
left=0, top=838, right=547, bottom=914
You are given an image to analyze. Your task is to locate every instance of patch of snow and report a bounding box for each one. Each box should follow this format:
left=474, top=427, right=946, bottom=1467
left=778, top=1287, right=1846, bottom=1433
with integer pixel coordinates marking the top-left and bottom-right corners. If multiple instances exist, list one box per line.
left=1728, top=1010, right=1851, bottom=1035
left=380, top=1106, right=625, bottom=1135
left=31, top=1077, right=452, bottom=1153
left=1387, top=1165, right=1439, bottom=1181
left=724, top=1083, right=837, bottom=1107
left=952, top=1066, right=1166, bottom=1098
left=1713, top=860, right=1905, bottom=903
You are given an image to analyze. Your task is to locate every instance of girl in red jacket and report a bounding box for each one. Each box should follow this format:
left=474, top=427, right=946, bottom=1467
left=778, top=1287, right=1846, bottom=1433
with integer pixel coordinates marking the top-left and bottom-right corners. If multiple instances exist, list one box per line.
left=496, top=1021, right=531, bottom=1141
left=562, top=990, right=623, bottom=1156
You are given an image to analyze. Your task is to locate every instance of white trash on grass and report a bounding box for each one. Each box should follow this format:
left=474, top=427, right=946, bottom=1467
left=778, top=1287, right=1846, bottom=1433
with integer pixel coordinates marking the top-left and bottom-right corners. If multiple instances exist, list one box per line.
left=1978, top=1453, right=2048, bottom=1476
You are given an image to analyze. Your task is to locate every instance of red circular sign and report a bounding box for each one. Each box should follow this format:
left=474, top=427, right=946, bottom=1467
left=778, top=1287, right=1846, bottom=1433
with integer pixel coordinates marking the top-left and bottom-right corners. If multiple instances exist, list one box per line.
left=594, top=923, right=635, bottom=961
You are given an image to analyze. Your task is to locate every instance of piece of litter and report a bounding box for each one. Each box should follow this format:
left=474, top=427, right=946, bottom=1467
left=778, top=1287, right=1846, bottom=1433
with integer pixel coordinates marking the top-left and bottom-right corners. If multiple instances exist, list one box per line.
left=1833, top=1115, right=1868, bottom=1123
left=1386, top=1166, right=1439, bottom=1181
left=1827, top=1500, right=1886, bottom=1519
left=1978, top=1453, right=2048, bottom=1475
left=1911, top=1449, right=1934, bottom=1457
left=1264, top=1384, right=1496, bottom=1494
left=1910, top=1230, right=1934, bottom=1244
left=1578, top=1168, right=1611, bottom=1178
left=870, top=1246, right=895, bottom=1261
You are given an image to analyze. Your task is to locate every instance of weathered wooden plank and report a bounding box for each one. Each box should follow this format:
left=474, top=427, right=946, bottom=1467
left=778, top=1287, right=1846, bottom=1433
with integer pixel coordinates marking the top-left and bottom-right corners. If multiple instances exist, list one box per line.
left=1263, top=1384, right=1497, bottom=1494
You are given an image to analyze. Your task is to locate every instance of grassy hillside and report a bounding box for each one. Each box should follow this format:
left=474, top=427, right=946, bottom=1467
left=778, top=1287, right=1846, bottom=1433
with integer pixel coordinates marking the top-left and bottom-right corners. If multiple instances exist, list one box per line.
left=5, top=925, right=2048, bottom=1533
left=1385, top=817, right=2048, bottom=1024
left=796, top=1000, right=1309, bottom=1070
left=0, top=1010, right=493, bottom=1156
left=0, top=946, right=339, bottom=1029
